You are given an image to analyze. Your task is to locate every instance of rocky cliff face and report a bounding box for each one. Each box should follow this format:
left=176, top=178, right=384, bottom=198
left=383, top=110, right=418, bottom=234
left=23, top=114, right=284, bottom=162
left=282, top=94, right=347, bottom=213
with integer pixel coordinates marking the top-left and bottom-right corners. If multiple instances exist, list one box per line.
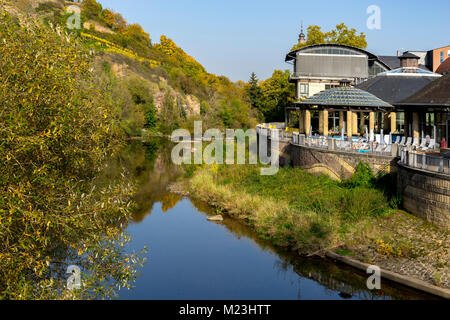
left=105, top=55, right=201, bottom=117
left=8, top=0, right=199, bottom=117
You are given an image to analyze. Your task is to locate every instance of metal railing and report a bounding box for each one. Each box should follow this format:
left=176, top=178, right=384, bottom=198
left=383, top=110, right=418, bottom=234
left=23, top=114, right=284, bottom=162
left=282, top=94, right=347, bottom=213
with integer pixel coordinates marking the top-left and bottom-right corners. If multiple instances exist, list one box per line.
left=257, top=123, right=450, bottom=176
left=290, top=132, right=396, bottom=156
left=400, top=149, right=450, bottom=175
left=257, top=124, right=292, bottom=142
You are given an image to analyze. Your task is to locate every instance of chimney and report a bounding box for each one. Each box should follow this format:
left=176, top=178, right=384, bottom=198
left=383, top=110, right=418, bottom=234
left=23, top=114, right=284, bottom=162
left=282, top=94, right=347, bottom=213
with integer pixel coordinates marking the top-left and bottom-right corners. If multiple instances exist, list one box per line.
left=397, top=50, right=402, bottom=56
left=399, top=52, right=419, bottom=68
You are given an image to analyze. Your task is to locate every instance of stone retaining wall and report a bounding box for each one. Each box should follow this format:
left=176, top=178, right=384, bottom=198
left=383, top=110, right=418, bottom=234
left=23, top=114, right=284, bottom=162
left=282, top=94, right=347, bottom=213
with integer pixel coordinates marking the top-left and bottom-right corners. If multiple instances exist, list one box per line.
left=280, top=142, right=396, bottom=181
left=263, top=135, right=449, bottom=229
left=397, top=164, right=450, bottom=230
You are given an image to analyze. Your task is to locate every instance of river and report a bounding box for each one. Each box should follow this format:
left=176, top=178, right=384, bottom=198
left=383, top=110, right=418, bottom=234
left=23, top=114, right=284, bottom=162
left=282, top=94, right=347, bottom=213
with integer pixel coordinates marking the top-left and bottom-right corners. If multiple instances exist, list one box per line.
left=114, top=140, right=434, bottom=300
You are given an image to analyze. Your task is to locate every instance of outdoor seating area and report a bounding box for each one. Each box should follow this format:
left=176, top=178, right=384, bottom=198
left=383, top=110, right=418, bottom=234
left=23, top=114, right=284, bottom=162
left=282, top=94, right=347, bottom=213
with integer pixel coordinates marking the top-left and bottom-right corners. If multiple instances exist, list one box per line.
left=291, top=132, right=395, bottom=156
left=258, top=122, right=446, bottom=166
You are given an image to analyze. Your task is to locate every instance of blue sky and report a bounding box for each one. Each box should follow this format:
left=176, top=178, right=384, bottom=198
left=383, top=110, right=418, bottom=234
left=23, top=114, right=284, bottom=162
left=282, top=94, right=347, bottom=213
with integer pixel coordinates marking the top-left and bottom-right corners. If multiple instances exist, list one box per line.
left=98, top=0, right=450, bottom=82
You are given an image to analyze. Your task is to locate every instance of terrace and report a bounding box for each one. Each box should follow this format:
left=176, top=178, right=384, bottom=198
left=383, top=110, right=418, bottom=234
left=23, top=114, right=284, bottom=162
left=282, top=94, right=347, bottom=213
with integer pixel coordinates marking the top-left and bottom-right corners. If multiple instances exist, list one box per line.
left=257, top=122, right=450, bottom=176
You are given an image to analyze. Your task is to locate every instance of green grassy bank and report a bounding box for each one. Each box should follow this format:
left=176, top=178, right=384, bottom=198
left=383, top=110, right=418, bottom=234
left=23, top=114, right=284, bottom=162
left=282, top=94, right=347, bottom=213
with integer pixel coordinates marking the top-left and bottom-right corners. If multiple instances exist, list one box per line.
left=185, top=163, right=395, bottom=253
left=181, top=163, right=449, bottom=289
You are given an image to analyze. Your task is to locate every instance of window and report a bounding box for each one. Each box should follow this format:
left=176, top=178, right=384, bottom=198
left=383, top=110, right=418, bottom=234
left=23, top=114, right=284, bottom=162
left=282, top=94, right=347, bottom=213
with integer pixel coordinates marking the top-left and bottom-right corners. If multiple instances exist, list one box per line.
left=423, top=113, right=436, bottom=138
left=328, top=112, right=340, bottom=134
left=300, top=83, right=309, bottom=96
left=440, top=51, right=444, bottom=63
left=396, top=112, right=405, bottom=135
left=369, top=62, right=388, bottom=77
left=325, top=84, right=338, bottom=89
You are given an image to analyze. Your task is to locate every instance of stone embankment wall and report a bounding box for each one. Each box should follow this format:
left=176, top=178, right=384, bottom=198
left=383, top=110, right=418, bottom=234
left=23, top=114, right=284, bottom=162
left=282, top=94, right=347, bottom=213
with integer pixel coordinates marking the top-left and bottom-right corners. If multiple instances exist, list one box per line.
left=265, top=136, right=448, bottom=229
left=278, top=142, right=395, bottom=181
left=397, top=164, right=450, bottom=230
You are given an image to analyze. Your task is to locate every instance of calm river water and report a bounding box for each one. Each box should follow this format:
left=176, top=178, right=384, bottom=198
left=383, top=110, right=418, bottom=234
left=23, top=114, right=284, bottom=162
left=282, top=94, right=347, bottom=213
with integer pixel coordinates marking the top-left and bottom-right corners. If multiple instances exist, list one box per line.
left=115, top=140, right=433, bottom=300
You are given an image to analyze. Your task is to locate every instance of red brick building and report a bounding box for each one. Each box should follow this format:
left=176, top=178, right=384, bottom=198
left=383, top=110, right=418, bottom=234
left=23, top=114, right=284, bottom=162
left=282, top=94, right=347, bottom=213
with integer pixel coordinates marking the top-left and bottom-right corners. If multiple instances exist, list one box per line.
left=436, top=57, right=450, bottom=75
left=428, top=45, right=450, bottom=72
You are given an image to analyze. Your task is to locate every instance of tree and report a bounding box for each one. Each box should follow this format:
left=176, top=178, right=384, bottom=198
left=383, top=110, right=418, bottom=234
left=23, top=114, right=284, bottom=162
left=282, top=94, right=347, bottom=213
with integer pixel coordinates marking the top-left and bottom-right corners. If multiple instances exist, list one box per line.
left=102, top=8, right=115, bottom=28
left=144, top=103, right=157, bottom=129
left=81, top=0, right=103, bottom=20
left=259, top=70, right=296, bottom=122
left=307, top=25, right=326, bottom=45
left=113, top=12, right=127, bottom=32
left=246, top=72, right=264, bottom=113
left=159, top=92, right=179, bottom=133
left=124, top=23, right=151, bottom=47
left=0, top=12, right=143, bottom=299
left=324, top=23, right=367, bottom=49
left=125, top=77, right=157, bottom=129
left=291, top=23, right=367, bottom=51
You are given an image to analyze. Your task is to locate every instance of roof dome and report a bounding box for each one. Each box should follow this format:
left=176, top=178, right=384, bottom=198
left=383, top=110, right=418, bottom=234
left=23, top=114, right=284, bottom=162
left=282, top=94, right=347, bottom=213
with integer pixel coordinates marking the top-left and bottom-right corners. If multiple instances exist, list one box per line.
left=297, top=87, right=393, bottom=108
left=377, top=67, right=441, bottom=77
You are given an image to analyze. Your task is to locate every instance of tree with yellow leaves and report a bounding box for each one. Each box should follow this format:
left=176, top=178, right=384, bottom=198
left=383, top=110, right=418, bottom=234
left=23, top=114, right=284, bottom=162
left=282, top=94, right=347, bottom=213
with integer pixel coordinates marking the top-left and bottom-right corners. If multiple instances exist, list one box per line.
left=291, top=23, right=367, bottom=51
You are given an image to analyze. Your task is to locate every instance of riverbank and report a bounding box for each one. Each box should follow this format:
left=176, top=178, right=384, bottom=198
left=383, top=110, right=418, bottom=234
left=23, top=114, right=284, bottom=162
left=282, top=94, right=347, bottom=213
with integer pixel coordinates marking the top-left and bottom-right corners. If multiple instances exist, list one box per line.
left=169, top=164, right=449, bottom=295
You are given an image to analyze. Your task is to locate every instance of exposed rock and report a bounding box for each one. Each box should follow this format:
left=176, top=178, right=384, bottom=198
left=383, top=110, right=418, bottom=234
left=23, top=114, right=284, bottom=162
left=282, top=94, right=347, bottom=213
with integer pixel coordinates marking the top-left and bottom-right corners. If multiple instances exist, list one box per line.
left=186, top=94, right=201, bottom=116
left=207, top=215, right=224, bottom=222
left=152, top=91, right=165, bottom=112
left=29, top=0, right=63, bottom=9
left=110, top=62, right=130, bottom=79
left=83, top=21, right=115, bottom=34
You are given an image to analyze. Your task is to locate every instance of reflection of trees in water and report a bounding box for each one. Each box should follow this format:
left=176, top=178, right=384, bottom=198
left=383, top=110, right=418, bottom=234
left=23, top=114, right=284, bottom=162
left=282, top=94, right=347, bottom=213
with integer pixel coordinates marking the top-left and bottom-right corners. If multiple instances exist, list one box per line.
left=111, top=139, right=183, bottom=222
left=190, top=197, right=434, bottom=300
left=117, top=139, right=436, bottom=300
left=285, top=255, right=435, bottom=300
left=9, top=152, right=149, bottom=299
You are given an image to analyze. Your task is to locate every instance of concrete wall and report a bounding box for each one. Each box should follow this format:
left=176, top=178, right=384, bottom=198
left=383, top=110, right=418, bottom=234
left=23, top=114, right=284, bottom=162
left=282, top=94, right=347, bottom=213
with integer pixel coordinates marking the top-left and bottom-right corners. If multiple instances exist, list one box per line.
left=397, top=163, right=450, bottom=230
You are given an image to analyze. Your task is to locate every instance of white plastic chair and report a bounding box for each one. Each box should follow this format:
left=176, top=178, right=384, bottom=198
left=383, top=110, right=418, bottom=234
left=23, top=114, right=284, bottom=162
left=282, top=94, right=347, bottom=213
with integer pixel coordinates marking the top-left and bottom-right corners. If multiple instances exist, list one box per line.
left=375, top=143, right=383, bottom=152
left=375, top=134, right=381, bottom=144
left=429, top=139, right=437, bottom=150
left=405, top=137, right=412, bottom=147
left=422, top=138, right=437, bottom=151
left=419, top=138, right=427, bottom=149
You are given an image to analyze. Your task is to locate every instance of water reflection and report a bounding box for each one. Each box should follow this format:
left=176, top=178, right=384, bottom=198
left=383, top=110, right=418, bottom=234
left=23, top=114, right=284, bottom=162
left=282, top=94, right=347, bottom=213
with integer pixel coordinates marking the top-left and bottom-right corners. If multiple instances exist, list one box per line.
left=119, top=140, right=436, bottom=300
left=192, top=200, right=434, bottom=300
left=109, top=139, right=183, bottom=222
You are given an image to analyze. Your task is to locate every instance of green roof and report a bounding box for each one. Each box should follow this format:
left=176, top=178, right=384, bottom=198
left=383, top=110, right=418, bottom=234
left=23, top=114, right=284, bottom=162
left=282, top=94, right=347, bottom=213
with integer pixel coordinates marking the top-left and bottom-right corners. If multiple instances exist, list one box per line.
left=296, top=87, right=394, bottom=109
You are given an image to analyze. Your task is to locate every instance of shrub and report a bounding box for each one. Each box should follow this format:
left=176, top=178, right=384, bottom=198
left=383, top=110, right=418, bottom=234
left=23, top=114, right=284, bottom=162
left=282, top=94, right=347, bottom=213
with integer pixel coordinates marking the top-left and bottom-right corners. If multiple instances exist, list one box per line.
left=35, top=1, right=64, bottom=12
left=101, top=8, right=115, bottom=28
left=341, top=187, right=389, bottom=220
left=0, top=12, right=142, bottom=299
left=81, top=0, right=103, bottom=21
left=344, top=161, right=375, bottom=188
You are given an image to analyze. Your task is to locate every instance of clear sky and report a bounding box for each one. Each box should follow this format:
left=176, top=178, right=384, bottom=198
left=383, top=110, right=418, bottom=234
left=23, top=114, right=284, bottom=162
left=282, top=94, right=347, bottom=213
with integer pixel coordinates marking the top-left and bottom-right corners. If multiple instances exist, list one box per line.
left=98, top=0, right=450, bottom=82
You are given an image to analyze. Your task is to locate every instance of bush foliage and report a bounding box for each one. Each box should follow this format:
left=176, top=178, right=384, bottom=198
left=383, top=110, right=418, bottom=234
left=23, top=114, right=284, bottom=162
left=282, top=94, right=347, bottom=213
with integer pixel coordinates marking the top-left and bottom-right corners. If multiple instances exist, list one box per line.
left=0, top=12, right=144, bottom=299
left=188, top=163, right=392, bottom=252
